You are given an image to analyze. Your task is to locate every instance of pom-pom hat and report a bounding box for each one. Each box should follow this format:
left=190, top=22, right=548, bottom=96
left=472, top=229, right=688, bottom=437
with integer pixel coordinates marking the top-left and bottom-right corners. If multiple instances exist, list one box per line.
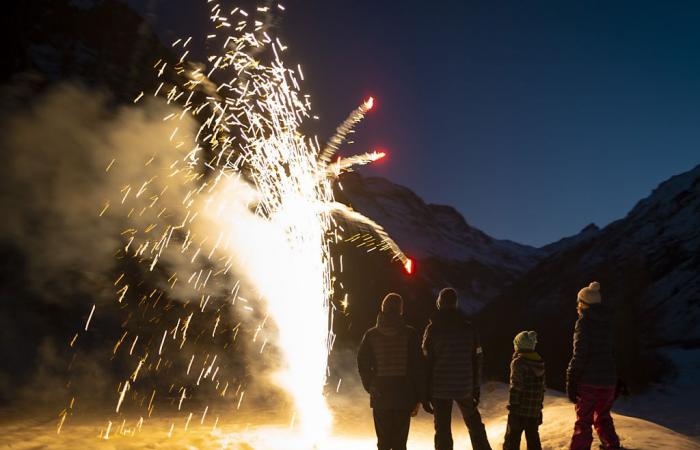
left=578, top=281, right=601, bottom=305
left=513, top=331, right=538, bottom=351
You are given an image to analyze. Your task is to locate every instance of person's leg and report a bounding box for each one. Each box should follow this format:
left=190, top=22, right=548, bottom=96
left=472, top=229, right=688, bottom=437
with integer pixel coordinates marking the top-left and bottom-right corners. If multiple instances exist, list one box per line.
left=569, top=384, right=596, bottom=450
left=392, top=410, right=411, bottom=450
left=502, top=413, right=524, bottom=450
left=456, top=398, right=493, bottom=450
left=523, top=417, right=542, bottom=450
left=432, top=398, right=454, bottom=450
left=592, top=386, right=621, bottom=450
left=373, top=409, right=391, bottom=450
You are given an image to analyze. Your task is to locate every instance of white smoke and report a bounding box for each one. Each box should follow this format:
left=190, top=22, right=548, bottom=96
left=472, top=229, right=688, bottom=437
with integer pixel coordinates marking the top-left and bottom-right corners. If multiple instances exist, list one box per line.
left=0, top=83, right=200, bottom=304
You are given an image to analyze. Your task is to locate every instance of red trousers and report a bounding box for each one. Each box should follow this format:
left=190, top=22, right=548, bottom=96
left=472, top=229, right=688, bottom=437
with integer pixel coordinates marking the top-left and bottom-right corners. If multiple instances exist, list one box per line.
left=569, top=384, right=620, bottom=450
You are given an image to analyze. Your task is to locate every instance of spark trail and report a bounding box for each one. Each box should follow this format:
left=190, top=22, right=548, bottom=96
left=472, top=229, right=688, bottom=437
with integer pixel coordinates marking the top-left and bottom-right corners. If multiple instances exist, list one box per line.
left=73, top=1, right=410, bottom=446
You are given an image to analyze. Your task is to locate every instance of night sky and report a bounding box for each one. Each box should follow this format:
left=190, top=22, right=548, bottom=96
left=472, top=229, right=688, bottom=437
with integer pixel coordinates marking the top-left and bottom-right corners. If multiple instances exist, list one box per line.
left=126, top=0, right=700, bottom=246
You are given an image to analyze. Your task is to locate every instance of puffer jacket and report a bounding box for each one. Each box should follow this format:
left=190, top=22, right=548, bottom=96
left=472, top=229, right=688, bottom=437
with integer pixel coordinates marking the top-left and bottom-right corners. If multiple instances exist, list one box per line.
left=357, top=312, right=423, bottom=410
left=422, top=308, right=482, bottom=400
left=567, top=304, right=617, bottom=386
left=508, top=351, right=545, bottom=418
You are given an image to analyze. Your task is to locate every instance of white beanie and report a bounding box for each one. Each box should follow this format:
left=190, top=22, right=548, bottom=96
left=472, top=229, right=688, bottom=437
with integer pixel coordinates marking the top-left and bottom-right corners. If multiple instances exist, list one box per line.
left=578, top=281, right=601, bottom=305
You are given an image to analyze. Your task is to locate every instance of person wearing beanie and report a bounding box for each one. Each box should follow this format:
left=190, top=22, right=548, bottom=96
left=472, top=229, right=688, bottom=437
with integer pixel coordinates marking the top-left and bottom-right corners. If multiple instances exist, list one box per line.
left=503, top=331, right=546, bottom=450
left=357, top=293, right=424, bottom=450
left=421, top=288, right=492, bottom=450
left=567, top=282, right=622, bottom=450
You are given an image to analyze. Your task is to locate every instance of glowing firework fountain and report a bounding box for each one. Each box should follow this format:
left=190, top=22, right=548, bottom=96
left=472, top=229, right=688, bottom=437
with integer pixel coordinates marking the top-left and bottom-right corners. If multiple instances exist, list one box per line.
left=70, top=2, right=411, bottom=447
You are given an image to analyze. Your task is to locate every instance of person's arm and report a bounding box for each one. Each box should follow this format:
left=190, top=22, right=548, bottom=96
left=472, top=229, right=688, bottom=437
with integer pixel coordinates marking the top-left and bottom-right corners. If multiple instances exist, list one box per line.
left=421, top=323, right=435, bottom=413
left=540, top=362, right=547, bottom=409
left=408, top=329, right=424, bottom=412
left=508, top=358, right=524, bottom=411
left=567, top=319, right=588, bottom=402
left=568, top=319, right=590, bottom=375
left=539, top=363, right=546, bottom=424
left=357, top=331, right=374, bottom=393
left=421, top=323, right=434, bottom=384
left=472, top=325, right=484, bottom=403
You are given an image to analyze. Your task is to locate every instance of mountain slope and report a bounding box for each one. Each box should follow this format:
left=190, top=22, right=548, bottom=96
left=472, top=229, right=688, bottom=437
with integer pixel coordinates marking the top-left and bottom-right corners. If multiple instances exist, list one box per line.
left=336, top=173, right=544, bottom=314
left=479, top=164, right=700, bottom=392
left=339, top=174, right=544, bottom=273
left=541, top=222, right=601, bottom=255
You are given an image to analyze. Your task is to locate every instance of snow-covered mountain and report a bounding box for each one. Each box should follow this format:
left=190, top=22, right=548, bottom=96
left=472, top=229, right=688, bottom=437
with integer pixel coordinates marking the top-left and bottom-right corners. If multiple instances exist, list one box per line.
left=335, top=165, right=700, bottom=437
left=336, top=173, right=545, bottom=313
left=541, top=222, right=601, bottom=255
left=4, top=1, right=699, bottom=434
left=339, top=173, right=544, bottom=273
left=480, top=164, right=700, bottom=392
left=3, top=0, right=172, bottom=101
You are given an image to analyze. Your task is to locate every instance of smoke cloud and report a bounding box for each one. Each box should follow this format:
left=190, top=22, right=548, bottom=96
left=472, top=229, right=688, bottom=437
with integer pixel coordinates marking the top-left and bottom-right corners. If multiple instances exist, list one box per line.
left=1, top=83, right=192, bottom=304
left=0, top=83, right=270, bottom=409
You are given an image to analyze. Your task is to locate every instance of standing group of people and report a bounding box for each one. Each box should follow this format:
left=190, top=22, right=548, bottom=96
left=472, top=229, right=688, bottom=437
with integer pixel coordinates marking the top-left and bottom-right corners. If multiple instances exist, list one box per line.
left=357, top=282, right=623, bottom=450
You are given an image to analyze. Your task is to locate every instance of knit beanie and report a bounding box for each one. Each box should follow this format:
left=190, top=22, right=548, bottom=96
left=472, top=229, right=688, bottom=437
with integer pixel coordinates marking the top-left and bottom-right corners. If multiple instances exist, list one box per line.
left=436, top=287, right=458, bottom=310
left=513, top=331, right=538, bottom=351
left=381, top=293, right=404, bottom=315
left=578, top=281, right=602, bottom=306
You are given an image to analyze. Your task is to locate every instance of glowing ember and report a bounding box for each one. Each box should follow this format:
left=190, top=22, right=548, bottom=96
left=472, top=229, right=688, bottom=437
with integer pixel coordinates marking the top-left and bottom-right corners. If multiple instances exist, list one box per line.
left=404, top=257, right=414, bottom=275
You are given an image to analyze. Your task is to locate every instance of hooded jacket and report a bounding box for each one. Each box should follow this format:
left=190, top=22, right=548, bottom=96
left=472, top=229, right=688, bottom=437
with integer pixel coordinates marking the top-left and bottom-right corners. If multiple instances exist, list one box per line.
left=422, top=308, right=482, bottom=400
left=508, top=351, right=545, bottom=418
left=357, top=312, right=423, bottom=410
left=567, top=304, right=617, bottom=386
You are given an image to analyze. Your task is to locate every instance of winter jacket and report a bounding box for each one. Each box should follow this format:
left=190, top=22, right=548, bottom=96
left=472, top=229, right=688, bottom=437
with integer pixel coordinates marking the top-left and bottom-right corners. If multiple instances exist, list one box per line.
left=508, top=351, right=545, bottom=418
left=567, top=304, right=617, bottom=386
left=422, top=308, right=482, bottom=400
left=357, top=312, right=423, bottom=410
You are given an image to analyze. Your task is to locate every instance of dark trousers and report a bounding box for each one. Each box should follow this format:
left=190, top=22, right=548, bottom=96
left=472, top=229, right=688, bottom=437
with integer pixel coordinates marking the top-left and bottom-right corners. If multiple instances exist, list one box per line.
left=432, top=398, right=492, bottom=450
left=503, top=413, right=542, bottom=450
left=373, top=409, right=411, bottom=450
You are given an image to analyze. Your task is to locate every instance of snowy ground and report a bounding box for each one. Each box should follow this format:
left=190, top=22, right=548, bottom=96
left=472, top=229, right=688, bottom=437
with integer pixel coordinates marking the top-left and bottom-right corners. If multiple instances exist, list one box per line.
left=614, top=347, right=700, bottom=439
left=1, top=382, right=698, bottom=449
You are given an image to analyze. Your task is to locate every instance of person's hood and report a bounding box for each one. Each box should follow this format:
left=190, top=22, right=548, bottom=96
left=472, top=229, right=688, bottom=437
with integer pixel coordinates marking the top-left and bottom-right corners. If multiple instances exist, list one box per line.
left=580, top=303, right=612, bottom=322
left=513, top=351, right=545, bottom=377
left=376, top=311, right=405, bottom=335
left=428, top=307, right=470, bottom=330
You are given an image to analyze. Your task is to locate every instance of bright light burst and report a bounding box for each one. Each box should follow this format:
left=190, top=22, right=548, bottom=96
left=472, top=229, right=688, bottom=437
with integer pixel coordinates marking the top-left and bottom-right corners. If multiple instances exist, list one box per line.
left=74, top=1, right=410, bottom=446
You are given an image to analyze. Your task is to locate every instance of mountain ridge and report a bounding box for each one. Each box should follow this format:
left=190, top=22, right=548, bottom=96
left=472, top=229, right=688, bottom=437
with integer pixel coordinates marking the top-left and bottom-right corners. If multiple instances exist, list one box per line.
left=477, top=163, right=700, bottom=391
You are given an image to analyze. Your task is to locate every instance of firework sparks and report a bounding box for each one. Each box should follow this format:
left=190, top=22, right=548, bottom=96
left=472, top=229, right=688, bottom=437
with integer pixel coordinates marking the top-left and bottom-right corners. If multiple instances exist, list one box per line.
left=319, top=96, right=375, bottom=164
left=71, top=1, right=410, bottom=446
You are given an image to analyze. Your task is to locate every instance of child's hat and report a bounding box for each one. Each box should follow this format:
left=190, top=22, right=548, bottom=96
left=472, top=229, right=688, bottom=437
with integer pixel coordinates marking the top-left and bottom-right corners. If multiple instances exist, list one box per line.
left=578, top=281, right=601, bottom=305
left=513, top=330, right=538, bottom=351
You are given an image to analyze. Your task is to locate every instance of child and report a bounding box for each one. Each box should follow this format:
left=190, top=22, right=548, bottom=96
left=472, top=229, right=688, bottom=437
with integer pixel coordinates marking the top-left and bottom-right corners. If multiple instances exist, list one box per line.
left=567, top=282, right=621, bottom=450
left=503, top=331, right=545, bottom=450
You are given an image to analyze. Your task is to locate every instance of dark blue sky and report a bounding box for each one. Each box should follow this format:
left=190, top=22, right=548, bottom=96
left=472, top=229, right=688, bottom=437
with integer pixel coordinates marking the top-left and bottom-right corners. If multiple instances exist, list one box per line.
left=128, top=0, right=700, bottom=246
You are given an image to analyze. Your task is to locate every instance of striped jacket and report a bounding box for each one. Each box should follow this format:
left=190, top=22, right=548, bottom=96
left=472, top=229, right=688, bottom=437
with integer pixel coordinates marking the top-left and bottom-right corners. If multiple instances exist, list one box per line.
left=357, top=312, right=423, bottom=410
left=508, top=351, right=545, bottom=418
left=422, top=309, right=482, bottom=400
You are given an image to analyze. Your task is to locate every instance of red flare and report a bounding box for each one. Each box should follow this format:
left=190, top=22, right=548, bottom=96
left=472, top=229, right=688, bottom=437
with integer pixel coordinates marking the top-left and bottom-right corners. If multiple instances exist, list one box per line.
left=364, top=97, right=374, bottom=110
left=375, top=151, right=386, bottom=160
left=404, top=257, right=414, bottom=275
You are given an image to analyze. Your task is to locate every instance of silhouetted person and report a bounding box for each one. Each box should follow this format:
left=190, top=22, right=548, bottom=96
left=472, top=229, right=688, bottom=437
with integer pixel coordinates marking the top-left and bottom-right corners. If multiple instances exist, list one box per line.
left=503, top=331, right=545, bottom=450
left=358, top=293, right=423, bottom=450
left=422, top=288, right=492, bottom=450
left=567, top=282, right=621, bottom=450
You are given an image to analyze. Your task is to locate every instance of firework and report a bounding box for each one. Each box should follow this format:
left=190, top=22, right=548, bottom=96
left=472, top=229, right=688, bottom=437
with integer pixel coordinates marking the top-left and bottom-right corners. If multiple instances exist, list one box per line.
left=73, top=2, right=410, bottom=446
left=319, top=96, right=375, bottom=164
